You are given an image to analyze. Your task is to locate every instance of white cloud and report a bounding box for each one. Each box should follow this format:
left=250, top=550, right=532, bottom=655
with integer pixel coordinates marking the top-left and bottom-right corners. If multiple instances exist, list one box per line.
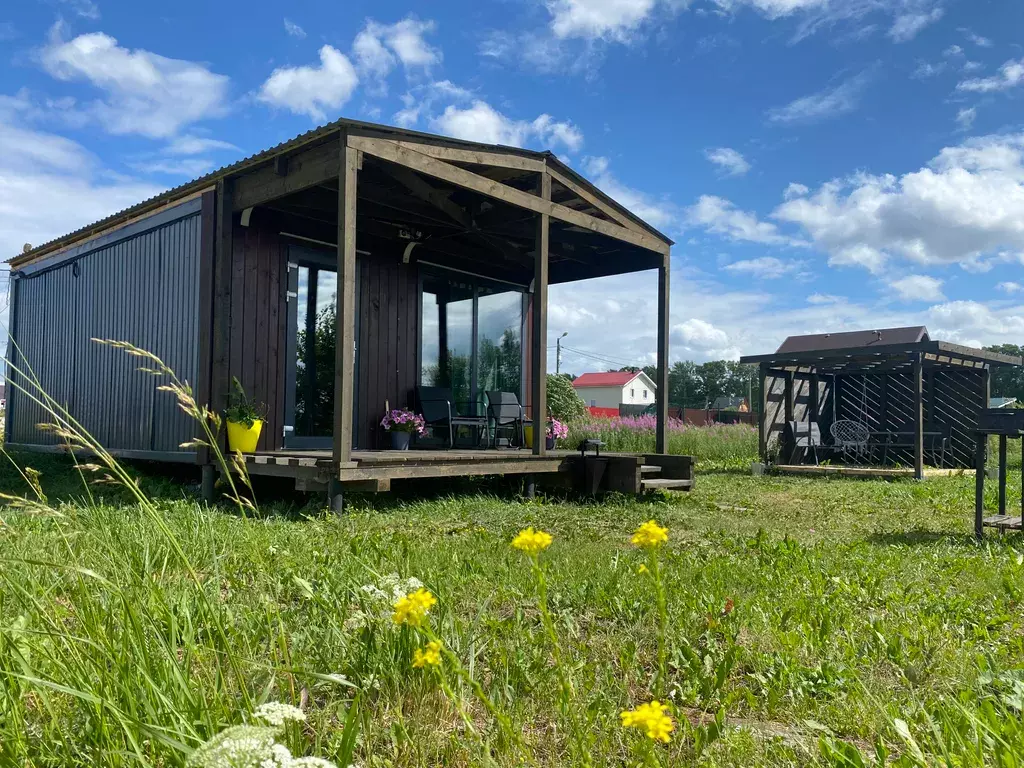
left=0, top=116, right=162, bottom=263
left=944, top=44, right=963, bottom=57
left=546, top=0, right=660, bottom=41
left=997, top=281, right=1022, bottom=294
left=767, top=71, right=871, bottom=124
left=283, top=18, right=306, bottom=39
left=257, top=45, right=358, bottom=121
left=912, top=61, right=946, bottom=78
left=705, top=147, right=751, bottom=177
left=687, top=195, right=801, bottom=246
left=58, top=0, right=100, bottom=20
left=673, top=318, right=733, bottom=357
left=580, top=156, right=679, bottom=231
left=957, top=58, right=1024, bottom=93
left=429, top=100, right=583, bottom=152
left=40, top=29, right=230, bottom=138
left=890, top=274, right=945, bottom=302
left=723, top=256, right=803, bottom=279
left=356, top=18, right=440, bottom=75
left=393, top=80, right=473, bottom=127
left=888, top=7, right=943, bottom=42
left=960, top=29, right=993, bottom=48
left=163, top=135, right=239, bottom=155
left=955, top=106, right=976, bottom=132
left=773, top=132, right=1024, bottom=272
left=129, top=157, right=217, bottom=177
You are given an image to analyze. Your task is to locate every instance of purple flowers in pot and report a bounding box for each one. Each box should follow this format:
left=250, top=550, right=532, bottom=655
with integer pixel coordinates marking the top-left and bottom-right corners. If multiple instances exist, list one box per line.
left=381, top=408, right=427, bottom=436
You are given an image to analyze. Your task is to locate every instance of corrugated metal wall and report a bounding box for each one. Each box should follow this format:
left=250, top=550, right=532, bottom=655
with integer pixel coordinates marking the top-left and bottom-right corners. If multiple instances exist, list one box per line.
left=8, top=209, right=202, bottom=456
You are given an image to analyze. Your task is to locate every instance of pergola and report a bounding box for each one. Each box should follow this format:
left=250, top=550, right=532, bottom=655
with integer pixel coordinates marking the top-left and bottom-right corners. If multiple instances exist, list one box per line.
left=740, top=327, right=1022, bottom=479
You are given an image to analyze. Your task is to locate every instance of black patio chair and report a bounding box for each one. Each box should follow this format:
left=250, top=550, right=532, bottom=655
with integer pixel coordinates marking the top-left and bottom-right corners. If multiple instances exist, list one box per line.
left=416, top=386, right=487, bottom=449
left=485, top=391, right=525, bottom=449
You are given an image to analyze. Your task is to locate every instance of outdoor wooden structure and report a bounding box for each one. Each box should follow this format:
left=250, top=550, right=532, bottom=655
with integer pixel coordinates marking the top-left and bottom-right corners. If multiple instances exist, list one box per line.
left=7, top=119, right=682, bottom=505
left=974, top=409, right=1024, bottom=538
left=740, top=327, right=1022, bottom=480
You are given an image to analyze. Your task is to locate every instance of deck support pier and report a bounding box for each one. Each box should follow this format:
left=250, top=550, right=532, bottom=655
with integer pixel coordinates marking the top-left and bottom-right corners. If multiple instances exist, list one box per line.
left=332, top=134, right=359, bottom=468
left=524, top=474, right=536, bottom=499
left=531, top=172, right=551, bottom=456
left=201, top=464, right=216, bottom=503
left=328, top=479, right=345, bottom=514
left=655, top=255, right=670, bottom=454
left=757, top=363, right=768, bottom=463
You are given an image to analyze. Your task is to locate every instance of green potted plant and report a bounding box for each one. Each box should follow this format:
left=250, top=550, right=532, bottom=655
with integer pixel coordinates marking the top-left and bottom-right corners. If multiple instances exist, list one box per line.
left=224, top=378, right=267, bottom=453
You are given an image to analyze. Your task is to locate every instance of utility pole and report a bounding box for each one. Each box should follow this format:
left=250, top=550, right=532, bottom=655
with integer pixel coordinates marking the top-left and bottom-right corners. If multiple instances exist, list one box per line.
left=556, top=331, right=568, bottom=375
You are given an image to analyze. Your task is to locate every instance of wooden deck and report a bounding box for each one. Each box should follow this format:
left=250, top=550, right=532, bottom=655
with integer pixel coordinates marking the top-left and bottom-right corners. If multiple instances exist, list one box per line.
left=240, top=449, right=694, bottom=495
left=773, top=464, right=975, bottom=479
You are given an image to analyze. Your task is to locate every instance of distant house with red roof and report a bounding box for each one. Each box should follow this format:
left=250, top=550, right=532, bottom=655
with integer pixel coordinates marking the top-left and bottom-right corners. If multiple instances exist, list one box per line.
left=571, top=371, right=657, bottom=411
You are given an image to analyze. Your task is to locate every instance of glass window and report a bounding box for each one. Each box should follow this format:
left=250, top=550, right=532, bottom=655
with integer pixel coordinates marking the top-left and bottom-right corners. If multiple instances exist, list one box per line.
left=590, top=399, right=596, bottom=407
left=643, top=389, right=648, bottom=399
left=630, top=388, right=635, bottom=398
left=294, top=266, right=337, bottom=439
left=420, top=271, right=523, bottom=416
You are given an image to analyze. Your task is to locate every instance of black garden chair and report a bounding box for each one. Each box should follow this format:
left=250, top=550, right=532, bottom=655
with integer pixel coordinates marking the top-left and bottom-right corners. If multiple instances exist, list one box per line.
left=416, top=386, right=487, bottom=449
left=485, top=391, right=526, bottom=449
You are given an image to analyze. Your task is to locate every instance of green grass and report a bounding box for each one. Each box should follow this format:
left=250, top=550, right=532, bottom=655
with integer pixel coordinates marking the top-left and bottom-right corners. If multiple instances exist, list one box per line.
left=2, top=448, right=1024, bottom=766
left=563, top=420, right=759, bottom=469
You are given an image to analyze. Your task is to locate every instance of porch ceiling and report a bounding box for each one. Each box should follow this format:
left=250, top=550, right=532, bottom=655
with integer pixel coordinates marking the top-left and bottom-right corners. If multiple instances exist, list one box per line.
left=244, top=140, right=665, bottom=285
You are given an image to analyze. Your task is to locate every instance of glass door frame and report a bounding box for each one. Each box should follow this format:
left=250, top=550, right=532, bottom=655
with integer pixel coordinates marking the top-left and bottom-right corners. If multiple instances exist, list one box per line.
left=283, top=244, right=360, bottom=450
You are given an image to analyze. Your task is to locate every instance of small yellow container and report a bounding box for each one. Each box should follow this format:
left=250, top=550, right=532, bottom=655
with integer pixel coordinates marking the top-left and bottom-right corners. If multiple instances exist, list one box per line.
left=226, top=419, right=263, bottom=453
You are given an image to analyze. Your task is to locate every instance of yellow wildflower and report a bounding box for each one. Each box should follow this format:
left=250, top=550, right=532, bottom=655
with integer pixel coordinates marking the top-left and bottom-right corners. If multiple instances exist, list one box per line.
left=620, top=700, right=674, bottom=743
left=511, top=527, right=553, bottom=555
left=392, top=588, right=437, bottom=627
left=412, top=640, right=442, bottom=668
left=637, top=563, right=648, bottom=574
left=631, top=520, right=668, bottom=548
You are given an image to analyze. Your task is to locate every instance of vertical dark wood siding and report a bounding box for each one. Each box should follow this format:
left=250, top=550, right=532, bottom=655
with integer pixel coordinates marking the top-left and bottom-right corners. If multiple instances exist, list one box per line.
left=228, top=223, right=287, bottom=451
left=223, top=220, right=419, bottom=452
left=355, top=256, right=420, bottom=449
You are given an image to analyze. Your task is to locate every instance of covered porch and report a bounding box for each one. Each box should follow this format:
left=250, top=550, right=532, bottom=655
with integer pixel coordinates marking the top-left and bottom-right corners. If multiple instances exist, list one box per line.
left=740, top=327, right=1022, bottom=480
left=200, top=121, right=676, bottom=503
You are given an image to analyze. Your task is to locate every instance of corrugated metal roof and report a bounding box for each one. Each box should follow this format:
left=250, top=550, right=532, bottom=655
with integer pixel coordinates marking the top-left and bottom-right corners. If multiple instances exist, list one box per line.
left=776, top=326, right=929, bottom=354
left=11, top=116, right=673, bottom=269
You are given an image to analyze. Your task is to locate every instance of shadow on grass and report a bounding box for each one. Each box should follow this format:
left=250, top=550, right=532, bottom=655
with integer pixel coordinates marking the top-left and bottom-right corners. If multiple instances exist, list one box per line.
left=866, top=529, right=989, bottom=548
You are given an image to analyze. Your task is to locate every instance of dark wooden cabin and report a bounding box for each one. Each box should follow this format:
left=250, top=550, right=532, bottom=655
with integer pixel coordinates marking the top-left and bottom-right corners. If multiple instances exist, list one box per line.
left=740, top=326, right=1022, bottom=479
left=6, top=119, right=688, bottom=504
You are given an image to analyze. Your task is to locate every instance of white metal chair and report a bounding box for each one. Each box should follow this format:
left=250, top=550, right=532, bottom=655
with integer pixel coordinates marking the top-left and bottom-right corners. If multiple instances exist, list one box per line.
left=830, top=420, right=871, bottom=462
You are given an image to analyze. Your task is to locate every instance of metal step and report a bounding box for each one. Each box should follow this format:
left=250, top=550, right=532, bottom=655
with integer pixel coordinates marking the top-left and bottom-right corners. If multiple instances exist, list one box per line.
left=641, top=478, right=693, bottom=492
left=640, top=464, right=662, bottom=475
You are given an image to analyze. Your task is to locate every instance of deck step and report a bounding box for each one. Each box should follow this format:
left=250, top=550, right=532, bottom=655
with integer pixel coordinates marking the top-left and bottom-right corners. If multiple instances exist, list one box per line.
left=640, top=464, right=662, bottom=475
left=983, top=514, right=1023, bottom=531
left=641, top=478, right=693, bottom=492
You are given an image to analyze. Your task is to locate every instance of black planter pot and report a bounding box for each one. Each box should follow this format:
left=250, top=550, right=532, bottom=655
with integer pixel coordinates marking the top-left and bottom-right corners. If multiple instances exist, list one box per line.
left=545, top=435, right=556, bottom=450
left=390, top=431, right=412, bottom=450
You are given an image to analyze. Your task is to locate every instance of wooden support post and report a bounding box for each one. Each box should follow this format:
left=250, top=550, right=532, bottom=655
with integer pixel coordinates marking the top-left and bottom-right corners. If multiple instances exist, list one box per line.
left=524, top=474, right=536, bottom=499
left=809, top=372, right=819, bottom=422
left=332, top=136, right=358, bottom=466
left=975, top=433, right=986, bottom=540
left=196, top=190, right=216, bottom=466
left=201, top=464, right=216, bottom=503
left=784, top=370, right=794, bottom=424
left=655, top=255, right=670, bottom=454
left=758, top=363, right=768, bottom=463
left=531, top=171, right=551, bottom=456
left=998, top=434, right=1007, bottom=516
left=913, top=352, right=924, bottom=480
left=1020, top=437, right=1023, bottom=527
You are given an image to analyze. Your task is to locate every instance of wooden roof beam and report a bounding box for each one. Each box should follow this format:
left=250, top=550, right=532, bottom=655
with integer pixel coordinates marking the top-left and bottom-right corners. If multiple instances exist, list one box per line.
left=347, top=135, right=671, bottom=256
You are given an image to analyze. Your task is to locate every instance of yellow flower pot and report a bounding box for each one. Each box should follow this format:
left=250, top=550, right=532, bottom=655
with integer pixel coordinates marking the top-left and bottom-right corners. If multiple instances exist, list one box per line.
left=524, top=424, right=534, bottom=447
left=226, top=419, right=263, bottom=453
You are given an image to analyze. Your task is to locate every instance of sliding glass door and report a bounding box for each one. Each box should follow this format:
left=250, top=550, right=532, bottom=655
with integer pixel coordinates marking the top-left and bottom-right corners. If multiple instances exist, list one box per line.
left=420, top=270, right=524, bottom=416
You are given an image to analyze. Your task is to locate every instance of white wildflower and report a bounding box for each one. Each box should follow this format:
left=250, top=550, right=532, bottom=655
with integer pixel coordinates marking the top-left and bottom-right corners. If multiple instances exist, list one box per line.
left=356, top=574, right=424, bottom=621
left=253, top=702, right=306, bottom=727
left=289, top=759, right=338, bottom=767
left=186, top=725, right=289, bottom=767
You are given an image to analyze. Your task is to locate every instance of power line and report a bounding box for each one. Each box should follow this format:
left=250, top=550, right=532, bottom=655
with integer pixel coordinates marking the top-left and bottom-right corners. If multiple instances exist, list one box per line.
left=560, top=345, right=643, bottom=370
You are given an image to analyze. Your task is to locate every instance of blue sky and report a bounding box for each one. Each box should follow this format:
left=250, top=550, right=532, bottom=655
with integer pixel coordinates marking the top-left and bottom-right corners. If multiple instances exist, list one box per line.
left=2, top=0, right=1023, bottom=374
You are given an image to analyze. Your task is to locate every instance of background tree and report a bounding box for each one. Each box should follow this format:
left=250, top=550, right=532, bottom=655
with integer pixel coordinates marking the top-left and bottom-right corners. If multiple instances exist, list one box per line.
left=987, top=344, right=1024, bottom=402
left=547, top=373, right=588, bottom=422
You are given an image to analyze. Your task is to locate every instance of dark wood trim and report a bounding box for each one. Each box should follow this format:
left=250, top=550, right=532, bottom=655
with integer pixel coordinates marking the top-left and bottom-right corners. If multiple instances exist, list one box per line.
left=975, top=434, right=986, bottom=539
left=758, top=363, right=768, bottom=462
left=999, top=434, right=1008, bottom=515
left=332, top=135, right=358, bottom=465
left=531, top=171, right=551, bottom=455
left=784, top=370, right=795, bottom=424
left=233, top=139, right=340, bottom=212
left=913, top=352, right=924, bottom=480
left=3, top=275, right=20, bottom=444
left=212, top=180, right=234, bottom=434
left=655, top=256, right=670, bottom=454
left=195, top=190, right=217, bottom=464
